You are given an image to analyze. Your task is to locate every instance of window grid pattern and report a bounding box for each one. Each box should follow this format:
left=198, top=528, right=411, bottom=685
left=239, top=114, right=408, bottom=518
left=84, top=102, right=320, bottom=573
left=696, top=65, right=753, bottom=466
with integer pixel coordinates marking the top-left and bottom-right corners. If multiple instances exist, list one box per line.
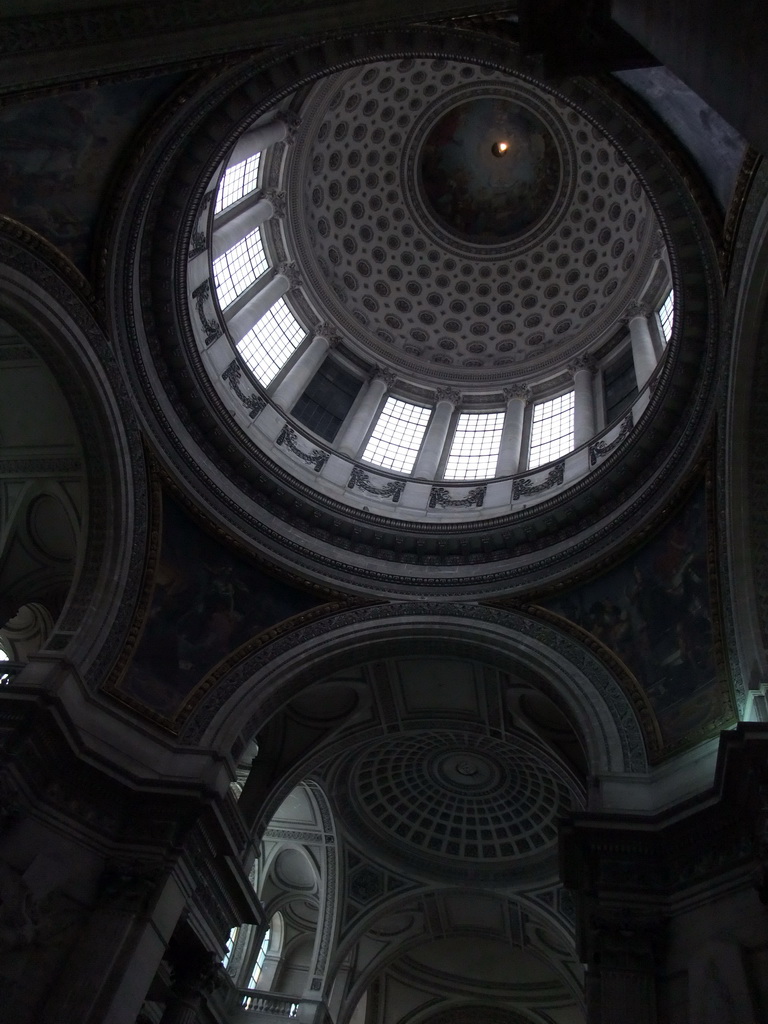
left=444, top=411, right=505, bottom=481
left=213, top=227, right=268, bottom=309
left=215, top=153, right=262, bottom=214
left=362, top=397, right=431, bottom=474
left=658, top=289, right=675, bottom=344
left=248, top=929, right=271, bottom=988
left=528, top=392, right=575, bottom=469
left=238, top=298, right=305, bottom=386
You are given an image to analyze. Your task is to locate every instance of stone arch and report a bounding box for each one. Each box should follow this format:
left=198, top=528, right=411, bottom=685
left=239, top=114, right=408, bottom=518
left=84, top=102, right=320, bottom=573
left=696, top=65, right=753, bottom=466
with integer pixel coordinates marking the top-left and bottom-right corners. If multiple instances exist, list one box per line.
left=0, top=219, right=148, bottom=685
left=723, top=162, right=768, bottom=719
left=189, top=602, right=647, bottom=778
left=328, top=886, right=582, bottom=1024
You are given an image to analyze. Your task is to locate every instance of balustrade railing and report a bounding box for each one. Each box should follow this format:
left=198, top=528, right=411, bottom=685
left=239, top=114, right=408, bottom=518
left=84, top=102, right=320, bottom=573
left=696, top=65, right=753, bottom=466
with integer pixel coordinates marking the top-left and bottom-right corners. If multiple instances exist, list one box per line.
left=239, top=991, right=299, bottom=1017
left=203, top=327, right=659, bottom=519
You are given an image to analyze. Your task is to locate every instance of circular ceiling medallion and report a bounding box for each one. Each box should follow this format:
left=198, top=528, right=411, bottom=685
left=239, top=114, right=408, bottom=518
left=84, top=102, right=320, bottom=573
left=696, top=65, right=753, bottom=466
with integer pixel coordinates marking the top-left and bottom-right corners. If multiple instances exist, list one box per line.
left=338, top=730, right=582, bottom=880
left=419, top=98, right=560, bottom=244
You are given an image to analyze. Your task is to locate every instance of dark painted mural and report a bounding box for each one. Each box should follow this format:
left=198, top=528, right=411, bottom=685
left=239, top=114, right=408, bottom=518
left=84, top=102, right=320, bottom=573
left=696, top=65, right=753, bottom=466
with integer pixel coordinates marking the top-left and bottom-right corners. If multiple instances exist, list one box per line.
left=0, top=73, right=182, bottom=272
left=543, top=483, right=733, bottom=752
left=119, top=495, right=322, bottom=719
left=420, top=98, right=560, bottom=243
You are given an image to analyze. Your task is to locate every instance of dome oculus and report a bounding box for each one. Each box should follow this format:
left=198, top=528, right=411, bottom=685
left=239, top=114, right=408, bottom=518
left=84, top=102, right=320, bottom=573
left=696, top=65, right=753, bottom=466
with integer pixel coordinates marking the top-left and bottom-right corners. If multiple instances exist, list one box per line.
left=419, top=98, right=561, bottom=244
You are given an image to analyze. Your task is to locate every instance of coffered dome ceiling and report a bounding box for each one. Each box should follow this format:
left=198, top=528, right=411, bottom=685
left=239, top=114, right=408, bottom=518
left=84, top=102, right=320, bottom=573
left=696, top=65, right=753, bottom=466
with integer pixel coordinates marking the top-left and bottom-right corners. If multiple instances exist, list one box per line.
left=334, top=729, right=582, bottom=883
left=284, top=58, right=657, bottom=385
left=113, top=29, right=719, bottom=597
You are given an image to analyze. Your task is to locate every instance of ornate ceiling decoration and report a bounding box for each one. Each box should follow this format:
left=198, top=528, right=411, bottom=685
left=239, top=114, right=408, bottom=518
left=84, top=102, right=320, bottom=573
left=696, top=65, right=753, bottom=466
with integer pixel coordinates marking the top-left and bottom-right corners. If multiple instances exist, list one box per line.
left=110, top=27, right=720, bottom=597
left=335, top=729, right=582, bottom=882
left=285, top=58, right=656, bottom=384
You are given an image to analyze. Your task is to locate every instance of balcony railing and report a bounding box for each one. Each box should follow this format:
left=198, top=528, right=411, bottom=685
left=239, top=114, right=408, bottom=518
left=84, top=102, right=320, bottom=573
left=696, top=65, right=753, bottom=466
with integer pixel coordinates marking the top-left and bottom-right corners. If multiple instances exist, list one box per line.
left=207, top=366, right=654, bottom=521
left=239, top=992, right=299, bottom=1017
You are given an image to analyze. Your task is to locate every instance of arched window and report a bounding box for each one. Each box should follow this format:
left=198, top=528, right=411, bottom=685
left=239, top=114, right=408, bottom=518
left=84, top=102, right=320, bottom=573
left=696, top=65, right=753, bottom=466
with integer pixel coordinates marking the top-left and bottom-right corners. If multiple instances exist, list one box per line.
left=248, top=926, right=271, bottom=987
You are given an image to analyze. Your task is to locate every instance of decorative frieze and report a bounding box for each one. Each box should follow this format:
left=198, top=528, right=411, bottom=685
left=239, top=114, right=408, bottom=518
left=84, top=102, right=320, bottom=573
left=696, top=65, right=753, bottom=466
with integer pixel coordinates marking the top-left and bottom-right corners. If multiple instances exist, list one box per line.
left=513, top=461, right=565, bottom=500
left=589, top=411, right=633, bottom=466
left=222, top=360, right=266, bottom=419
left=347, top=467, right=405, bottom=503
left=429, top=485, right=486, bottom=509
left=191, top=279, right=224, bottom=345
left=276, top=425, right=328, bottom=471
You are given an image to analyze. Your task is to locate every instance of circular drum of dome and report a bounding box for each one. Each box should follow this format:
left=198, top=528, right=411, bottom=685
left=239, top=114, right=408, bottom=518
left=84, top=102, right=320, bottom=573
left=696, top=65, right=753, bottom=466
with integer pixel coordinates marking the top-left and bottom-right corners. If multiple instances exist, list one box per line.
left=106, top=27, right=721, bottom=600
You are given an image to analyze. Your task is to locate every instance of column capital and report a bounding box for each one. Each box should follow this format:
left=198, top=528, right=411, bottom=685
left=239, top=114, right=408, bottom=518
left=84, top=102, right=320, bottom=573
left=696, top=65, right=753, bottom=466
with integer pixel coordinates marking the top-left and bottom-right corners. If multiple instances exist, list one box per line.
left=623, top=300, right=653, bottom=322
left=313, top=321, right=341, bottom=345
left=277, top=261, right=301, bottom=289
left=567, top=354, right=597, bottom=378
left=264, top=188, right=286, bottom=218
left=276, top=110, right=302, bottom=143
left=434, top=386, right=461, bottom=405
left=503, top=383, right=532, bottom=403
left=373, top=368, right=398, bottom=389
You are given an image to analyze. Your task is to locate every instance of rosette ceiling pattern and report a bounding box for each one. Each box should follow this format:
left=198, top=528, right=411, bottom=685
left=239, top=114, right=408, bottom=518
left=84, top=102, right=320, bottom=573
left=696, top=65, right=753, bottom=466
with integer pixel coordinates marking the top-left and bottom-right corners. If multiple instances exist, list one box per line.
left=284, top=58, right=659, bottom=385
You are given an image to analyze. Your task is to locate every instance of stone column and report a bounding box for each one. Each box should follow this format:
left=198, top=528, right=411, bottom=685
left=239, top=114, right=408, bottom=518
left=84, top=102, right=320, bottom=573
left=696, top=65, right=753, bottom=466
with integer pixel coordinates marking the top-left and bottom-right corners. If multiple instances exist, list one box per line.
left=412, top=387, right=460, bottom=479
left=229, top=112, right=301, bottom=166
left=227, top=263, right=297, bottom=344
left=568, top=355, right=597, bottom=448
left=160, top=948, right=223, bottom=1024
left=496, top=383, right=532, bottom=476
left=271, top=325, right=336, bottom=411
left=585, top=911, right=663, bottom=1024
left=335, top=369, right=394, bottom=457
left=39, top=861, right=185, bottom=1024
left=627, top=302, right=657, bottom=390
left=211, top=192, right=281, bottom=259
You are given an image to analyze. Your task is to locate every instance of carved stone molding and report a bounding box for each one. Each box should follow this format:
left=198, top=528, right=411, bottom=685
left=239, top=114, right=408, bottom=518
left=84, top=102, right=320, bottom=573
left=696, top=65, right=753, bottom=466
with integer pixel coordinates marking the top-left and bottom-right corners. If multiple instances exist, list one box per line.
left=566, top=354, right=597, bottom=377
left=429, top=485, right=486, bottom=509
left=277, top=260, right=301, bottom=289
left=222, top=360, right=266, bottom=419
left=276, top=424, right=328, bottom=471
left=503, top=383, right=532, bottom=403
left=373, top=368, right=398, bottom=389
left=589, top=412, right=633, bottom=466
left=623, top=300, right=653, bottom=322
left=434, top=386, right=462, bottom=405
left=264, top=188, right=287, bottom=218
left=513, top=461, right=565, bottom=500
left=348, top=467, right=405, bottom=503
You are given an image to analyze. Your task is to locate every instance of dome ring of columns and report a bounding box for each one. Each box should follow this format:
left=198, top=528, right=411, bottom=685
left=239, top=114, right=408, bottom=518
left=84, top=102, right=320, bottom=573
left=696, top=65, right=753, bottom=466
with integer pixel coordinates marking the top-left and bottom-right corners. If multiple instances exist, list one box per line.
left=106, top=27, right=722, bottom=599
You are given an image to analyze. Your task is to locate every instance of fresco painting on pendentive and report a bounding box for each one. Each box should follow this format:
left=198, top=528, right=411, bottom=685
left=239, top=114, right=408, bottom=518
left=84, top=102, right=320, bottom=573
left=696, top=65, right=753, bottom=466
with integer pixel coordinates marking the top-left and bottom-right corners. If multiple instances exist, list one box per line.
left=543, top=484, right=730, bottom=749
left=120, top=494, right=322, bottom=718
left=0, top=74, right=182, bottom=272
